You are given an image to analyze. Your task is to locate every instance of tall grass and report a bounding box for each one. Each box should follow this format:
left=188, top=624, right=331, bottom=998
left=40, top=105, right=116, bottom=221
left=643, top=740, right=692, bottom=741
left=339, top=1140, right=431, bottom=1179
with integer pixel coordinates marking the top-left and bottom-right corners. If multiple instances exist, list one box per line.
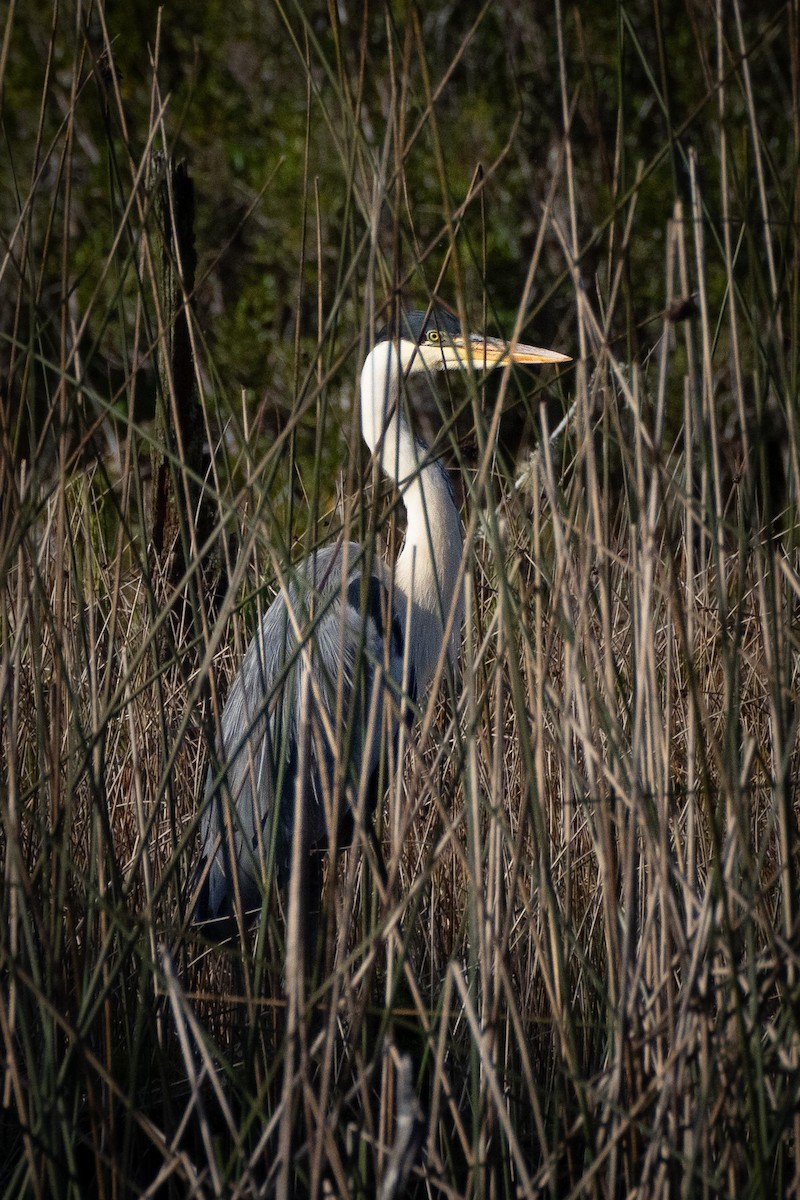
left=1, top=2, right=799, bottom=1197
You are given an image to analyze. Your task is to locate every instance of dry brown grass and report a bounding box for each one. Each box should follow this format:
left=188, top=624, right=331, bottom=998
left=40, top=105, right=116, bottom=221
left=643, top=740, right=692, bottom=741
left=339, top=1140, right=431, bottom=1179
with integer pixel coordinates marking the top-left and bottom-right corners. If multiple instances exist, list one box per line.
left=2, top=1, right=799, bottom=1197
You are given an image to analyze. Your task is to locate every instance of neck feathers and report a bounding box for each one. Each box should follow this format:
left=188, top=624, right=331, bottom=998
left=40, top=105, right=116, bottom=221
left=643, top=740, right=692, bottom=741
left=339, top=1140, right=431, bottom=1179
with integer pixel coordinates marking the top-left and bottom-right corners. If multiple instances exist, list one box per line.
left=360, top=341, right=464, bottom=693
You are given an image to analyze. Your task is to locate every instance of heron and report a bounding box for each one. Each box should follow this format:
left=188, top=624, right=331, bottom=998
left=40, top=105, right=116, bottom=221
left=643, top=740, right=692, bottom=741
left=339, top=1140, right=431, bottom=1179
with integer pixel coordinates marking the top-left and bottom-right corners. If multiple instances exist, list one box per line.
left=192, top=307, right=569, bottom=933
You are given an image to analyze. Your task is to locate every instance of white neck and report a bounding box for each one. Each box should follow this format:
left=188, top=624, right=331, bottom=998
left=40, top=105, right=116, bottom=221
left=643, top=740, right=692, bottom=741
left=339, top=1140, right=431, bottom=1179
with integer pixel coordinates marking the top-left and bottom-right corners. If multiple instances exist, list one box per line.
left=360, top=341, right=464, bottom=693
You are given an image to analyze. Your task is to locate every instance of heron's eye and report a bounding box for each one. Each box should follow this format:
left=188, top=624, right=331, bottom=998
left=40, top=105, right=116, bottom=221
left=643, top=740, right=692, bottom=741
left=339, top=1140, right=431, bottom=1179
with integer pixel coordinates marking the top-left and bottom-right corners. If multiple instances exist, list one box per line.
left=427, top=329, right=440, bottom=343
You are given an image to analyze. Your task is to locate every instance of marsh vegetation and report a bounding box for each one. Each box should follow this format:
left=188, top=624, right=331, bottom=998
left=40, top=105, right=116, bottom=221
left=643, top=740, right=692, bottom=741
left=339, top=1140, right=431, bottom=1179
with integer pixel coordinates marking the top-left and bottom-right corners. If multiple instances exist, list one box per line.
left=1, top=2, right=799, bottom=1196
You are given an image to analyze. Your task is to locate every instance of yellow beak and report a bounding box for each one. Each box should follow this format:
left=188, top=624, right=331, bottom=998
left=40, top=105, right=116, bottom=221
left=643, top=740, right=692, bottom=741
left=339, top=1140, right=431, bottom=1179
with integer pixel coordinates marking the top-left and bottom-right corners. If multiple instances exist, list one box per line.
left=434, top=333, right=570, bottom=369
left=464, top=333, right=571, bottom=366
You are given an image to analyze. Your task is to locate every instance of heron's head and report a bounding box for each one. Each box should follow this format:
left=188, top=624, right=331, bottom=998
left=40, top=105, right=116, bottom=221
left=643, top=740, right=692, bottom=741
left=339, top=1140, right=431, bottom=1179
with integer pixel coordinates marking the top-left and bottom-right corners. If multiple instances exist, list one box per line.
left=362, top=307, right=570, bottom=460
left=376, top=307, right=571, bottom=375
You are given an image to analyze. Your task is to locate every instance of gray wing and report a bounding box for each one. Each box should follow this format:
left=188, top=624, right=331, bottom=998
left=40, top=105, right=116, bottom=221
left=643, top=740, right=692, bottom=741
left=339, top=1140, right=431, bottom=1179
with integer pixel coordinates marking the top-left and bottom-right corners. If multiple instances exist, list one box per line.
left=192, top=542, right=409, bottom=925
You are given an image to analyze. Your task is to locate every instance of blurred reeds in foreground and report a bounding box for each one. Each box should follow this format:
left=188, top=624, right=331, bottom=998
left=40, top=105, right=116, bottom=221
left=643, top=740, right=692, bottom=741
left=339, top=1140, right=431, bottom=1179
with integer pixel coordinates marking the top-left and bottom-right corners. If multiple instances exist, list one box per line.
left=1, top=2, right=799, bottom=1196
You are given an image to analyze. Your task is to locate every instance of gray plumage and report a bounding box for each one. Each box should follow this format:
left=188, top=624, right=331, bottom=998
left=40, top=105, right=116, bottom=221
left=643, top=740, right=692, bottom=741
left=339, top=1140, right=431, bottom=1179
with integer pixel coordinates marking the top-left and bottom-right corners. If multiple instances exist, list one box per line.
left=194, top=543, right=408, bottom=924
